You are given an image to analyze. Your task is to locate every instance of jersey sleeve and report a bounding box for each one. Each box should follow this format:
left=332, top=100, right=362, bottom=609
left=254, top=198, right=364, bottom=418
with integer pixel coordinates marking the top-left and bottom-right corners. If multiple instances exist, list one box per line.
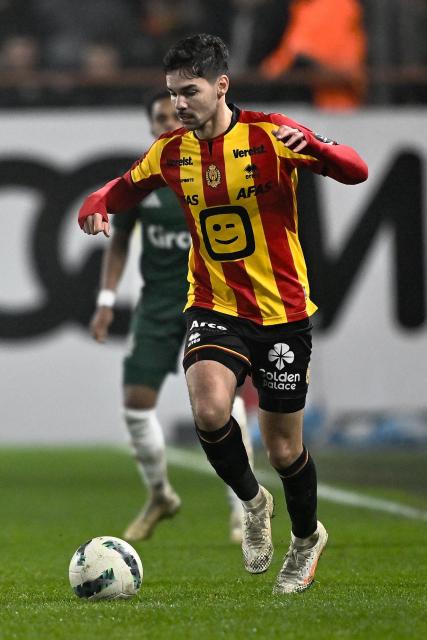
left=270, top=113, right=368, bottom=184
left=128, top=138, right=168, bottom=190
left=77, top=139, right=168, bottom=229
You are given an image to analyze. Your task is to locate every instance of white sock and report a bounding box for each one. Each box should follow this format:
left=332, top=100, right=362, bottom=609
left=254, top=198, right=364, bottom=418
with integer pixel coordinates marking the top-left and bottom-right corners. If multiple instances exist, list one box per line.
left=227, top=396, right=254, bottom=513
left=293, top=527, right=319, bottom=549
left=242, top=487, right=265, bottom=512
left=124, top=408, right=170, bottom=494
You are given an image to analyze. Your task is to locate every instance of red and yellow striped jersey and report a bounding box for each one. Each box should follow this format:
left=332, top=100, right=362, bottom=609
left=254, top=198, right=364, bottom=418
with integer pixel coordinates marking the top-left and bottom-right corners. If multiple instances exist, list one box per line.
left=79, top=105, right=368, bottom=325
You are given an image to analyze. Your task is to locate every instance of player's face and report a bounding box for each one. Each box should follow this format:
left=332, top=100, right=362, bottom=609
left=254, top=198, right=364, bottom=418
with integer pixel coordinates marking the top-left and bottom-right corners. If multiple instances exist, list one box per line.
left=150, top=97, right=181, bottom=137
left=166, top=70, right=227, bottom=131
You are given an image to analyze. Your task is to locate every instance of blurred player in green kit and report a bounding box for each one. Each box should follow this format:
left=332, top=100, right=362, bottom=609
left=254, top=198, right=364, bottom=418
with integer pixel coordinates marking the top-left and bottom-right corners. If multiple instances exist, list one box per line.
left=90, top=91, right=252, bottom=543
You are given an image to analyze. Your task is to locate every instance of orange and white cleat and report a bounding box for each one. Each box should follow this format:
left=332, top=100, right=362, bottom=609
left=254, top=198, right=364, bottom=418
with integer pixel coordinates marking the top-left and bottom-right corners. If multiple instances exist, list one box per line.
left=273, top=521, right=328, bottom=594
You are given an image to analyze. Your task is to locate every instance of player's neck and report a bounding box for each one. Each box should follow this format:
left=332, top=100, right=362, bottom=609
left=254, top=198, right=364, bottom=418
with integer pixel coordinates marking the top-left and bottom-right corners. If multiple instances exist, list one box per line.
left=196, top=102, right=233, bottom=140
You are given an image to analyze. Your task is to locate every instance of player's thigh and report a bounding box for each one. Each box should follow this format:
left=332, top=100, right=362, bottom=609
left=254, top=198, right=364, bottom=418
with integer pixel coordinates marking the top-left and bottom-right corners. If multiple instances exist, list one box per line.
left=250, top=320, right=312, bottom=413
left=249, top=320, right=312, bottom=465
left=186, top=359, right=237, bottom=414
left=183, top=308, right=250, bottom=427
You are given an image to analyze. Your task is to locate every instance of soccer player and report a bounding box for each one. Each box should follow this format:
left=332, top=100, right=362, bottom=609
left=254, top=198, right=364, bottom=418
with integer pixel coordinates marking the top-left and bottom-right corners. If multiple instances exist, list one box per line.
left=78, top=34, right=368, bottom=594
left=90, top=90, right=253, bottom=543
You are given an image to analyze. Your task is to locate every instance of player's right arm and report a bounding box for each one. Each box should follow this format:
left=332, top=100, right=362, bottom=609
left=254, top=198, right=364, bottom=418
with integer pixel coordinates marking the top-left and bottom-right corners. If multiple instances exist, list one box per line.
left=90, top=226, right=133, bottom=343
left=78, top=139, right=168, bottom=236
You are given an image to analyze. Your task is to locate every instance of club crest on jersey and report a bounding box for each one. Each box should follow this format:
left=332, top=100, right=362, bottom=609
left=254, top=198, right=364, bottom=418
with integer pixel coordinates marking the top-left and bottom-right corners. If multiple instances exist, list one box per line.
left=206, top=164, right=221, bottom=188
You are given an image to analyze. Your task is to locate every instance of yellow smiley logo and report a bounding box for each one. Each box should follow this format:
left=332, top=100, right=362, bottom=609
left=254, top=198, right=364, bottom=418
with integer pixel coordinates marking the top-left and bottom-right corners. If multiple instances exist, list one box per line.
left=200, top=206, right=255, bottom=261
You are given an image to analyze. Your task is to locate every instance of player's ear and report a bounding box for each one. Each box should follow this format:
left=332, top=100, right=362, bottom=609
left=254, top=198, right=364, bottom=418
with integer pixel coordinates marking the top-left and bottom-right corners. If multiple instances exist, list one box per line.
left=216, top=75, right=229, bottom=98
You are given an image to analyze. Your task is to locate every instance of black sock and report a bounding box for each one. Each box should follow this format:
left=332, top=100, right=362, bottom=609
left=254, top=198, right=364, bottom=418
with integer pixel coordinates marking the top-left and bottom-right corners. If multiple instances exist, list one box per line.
left=196, top=417, right=259, bottom=501
left=275, top=446, right=317, bottom=538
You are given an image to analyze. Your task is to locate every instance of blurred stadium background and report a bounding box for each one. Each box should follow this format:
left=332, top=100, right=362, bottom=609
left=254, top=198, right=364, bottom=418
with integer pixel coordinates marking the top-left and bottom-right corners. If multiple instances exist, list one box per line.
left=1, top=0, right=426, bottom=450
left=1, top=2, right=427, bottom=637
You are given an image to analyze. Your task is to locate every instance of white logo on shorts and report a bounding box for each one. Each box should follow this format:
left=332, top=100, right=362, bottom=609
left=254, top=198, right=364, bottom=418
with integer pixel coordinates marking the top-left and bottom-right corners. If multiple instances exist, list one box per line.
left=268, top=343, right=294, bottom=370
left=190, top=320, right=227, bottom=331
left=188, top=332, right=201, bottom=346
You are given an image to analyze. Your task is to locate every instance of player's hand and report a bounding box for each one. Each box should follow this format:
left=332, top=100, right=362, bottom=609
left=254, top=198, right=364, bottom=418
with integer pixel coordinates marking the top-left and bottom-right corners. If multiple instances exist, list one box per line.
left=90, top=307, right=114, bottom=343
left=82, top=213, right=110, bottom=237
left=273, top=125, right=308, bottom=153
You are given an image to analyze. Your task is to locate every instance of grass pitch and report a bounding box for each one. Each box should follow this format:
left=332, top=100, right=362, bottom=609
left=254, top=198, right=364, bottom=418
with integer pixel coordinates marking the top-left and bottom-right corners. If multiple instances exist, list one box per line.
left=1, top=447, right=426, bottom=640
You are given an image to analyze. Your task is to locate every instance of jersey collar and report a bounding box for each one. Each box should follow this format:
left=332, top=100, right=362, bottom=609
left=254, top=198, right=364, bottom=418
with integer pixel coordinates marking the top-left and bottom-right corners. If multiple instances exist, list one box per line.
left=225, top=103, right=241, bottom=134
left=192, top=103, right=241, bottom=143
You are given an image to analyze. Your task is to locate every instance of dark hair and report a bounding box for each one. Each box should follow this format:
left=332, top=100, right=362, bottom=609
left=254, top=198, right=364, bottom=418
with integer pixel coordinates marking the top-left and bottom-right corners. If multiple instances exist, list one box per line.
left=144, top=89, right=171, bottom=119
left=163, top=34, right=229, bottom=79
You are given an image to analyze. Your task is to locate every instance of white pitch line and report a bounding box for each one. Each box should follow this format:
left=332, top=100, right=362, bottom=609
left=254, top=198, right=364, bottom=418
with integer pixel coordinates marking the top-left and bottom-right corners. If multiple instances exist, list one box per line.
left=167, top=446, right=427, bottom=522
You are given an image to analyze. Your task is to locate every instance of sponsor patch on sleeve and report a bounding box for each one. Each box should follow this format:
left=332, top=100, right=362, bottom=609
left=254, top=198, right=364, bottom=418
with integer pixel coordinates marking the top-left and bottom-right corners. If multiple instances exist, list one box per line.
left=314, top=132, right=338, bottom=145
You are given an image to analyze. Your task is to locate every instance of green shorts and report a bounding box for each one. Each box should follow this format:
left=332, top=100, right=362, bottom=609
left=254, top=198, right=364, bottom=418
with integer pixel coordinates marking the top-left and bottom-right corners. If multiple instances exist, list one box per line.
left=123, top=290, right=187, bottom=390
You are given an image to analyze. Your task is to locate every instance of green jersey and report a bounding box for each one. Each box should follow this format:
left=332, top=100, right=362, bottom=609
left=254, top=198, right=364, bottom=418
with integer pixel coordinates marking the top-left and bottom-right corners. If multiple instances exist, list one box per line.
left=112, top=187, right=190, bottom=297
left=114, top=187, right=189, bottom=388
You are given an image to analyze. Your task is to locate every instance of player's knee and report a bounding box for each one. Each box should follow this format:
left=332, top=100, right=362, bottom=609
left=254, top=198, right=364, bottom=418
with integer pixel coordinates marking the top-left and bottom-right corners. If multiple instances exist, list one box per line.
left=192, top=396, right=231, bottom=431
left=124, top=385, right=158, bottom=410
left=267, top=440, right=302, bottom=470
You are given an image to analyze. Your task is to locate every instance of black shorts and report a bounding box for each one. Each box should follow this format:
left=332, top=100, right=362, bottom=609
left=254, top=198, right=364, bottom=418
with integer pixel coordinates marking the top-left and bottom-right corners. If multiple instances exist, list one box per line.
left=183, top=307, right=312, bottom=413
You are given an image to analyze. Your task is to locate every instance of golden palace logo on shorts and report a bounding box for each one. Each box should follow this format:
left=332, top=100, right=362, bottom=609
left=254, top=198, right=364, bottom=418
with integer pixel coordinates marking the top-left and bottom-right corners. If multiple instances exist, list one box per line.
left=206, top=164, right=221, bottom=188
left=258, top=368, right=300, bottom=391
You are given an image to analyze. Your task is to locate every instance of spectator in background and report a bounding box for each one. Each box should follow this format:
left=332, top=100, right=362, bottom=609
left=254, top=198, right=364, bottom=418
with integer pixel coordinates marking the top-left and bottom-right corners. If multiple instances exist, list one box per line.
left=77, top=40, right=132, bottom=106
left=260, top=0, right=367, bottom=110
left=81, top=41, right=122, bottom=81
left=0, top=35, right=40, bottom=73
left=0, top=34, right=43, bottom=106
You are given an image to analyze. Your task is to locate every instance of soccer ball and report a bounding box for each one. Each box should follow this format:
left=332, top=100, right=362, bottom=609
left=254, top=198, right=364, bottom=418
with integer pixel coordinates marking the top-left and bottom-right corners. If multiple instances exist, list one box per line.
left=69, top=536, right=143, bottom=600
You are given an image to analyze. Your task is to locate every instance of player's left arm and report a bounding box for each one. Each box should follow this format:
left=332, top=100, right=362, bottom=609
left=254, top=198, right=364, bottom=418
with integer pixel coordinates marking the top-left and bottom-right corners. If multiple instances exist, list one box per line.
left=272, top=116, right=368, bottom=185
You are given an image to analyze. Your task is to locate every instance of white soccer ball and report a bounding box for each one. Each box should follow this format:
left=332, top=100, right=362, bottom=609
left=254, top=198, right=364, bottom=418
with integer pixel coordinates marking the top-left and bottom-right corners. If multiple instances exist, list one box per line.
left=69, top=536, right=143, bottom=600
